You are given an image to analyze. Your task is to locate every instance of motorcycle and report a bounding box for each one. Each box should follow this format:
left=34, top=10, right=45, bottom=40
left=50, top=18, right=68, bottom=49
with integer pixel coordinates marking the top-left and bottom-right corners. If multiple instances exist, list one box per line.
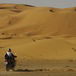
left=5, top=56, right=17, bottom=71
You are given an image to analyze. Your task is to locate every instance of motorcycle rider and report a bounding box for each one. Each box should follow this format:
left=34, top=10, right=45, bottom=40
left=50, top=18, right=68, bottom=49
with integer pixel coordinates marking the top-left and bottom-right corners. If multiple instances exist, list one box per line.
left=5, top=48, right=17, bottom=71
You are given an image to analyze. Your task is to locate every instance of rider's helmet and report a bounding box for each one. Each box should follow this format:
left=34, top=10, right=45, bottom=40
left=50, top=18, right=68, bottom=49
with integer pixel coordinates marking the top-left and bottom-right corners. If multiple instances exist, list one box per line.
left=8, top=48, right=12, bottom=52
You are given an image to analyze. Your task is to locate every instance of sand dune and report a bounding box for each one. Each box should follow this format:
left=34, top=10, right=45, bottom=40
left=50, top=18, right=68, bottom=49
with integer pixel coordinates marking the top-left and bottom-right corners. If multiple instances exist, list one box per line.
left=0, top=4, right=76, bottom=61
left=0, top=4, right=76, bottom=76
left=0, top=5, right=76, bottom=36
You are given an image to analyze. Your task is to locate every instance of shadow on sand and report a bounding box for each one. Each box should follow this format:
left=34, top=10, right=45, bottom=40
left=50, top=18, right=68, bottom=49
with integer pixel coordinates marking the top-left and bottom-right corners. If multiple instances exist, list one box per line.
left=15, top=69, right=34, bottom=72
left=15, top=69, right=46, bottom=72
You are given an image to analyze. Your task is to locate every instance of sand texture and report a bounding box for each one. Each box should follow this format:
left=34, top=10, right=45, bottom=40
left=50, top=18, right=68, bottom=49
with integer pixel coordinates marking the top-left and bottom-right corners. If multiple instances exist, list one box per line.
left=0, top=4, right=76, bottom=76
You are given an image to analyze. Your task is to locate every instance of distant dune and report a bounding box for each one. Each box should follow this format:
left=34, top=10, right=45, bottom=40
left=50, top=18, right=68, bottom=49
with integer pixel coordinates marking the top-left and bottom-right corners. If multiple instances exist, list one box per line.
left=0, top=4, right=76, bottom=36
left=0, top=4, right=76, bottom=61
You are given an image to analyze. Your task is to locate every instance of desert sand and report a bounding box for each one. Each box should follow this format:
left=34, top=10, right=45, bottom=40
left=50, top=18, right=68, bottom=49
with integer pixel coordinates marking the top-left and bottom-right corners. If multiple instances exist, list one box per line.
left=0, top=4, right=76, bottom=76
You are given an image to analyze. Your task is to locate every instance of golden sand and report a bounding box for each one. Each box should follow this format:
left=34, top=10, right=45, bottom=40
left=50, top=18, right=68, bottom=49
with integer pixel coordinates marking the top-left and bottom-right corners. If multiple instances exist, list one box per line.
left=0, top=4, right=76, bottom=60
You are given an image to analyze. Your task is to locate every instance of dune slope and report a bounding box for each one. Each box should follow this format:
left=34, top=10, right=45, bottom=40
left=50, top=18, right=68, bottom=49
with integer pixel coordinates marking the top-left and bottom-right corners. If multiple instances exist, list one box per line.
left=0, top=4, right=76, bottom=60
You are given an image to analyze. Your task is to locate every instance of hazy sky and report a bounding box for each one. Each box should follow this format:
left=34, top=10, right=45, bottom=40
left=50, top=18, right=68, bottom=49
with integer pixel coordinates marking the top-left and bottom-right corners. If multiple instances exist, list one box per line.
left=0, top=0, right=76, bottom=8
